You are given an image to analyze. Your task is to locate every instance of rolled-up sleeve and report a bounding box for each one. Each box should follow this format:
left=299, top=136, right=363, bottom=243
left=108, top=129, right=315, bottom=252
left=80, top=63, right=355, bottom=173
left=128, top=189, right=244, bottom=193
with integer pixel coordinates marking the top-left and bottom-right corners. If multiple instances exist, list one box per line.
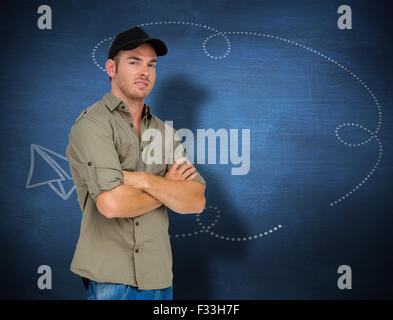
left=66, top=116, right=124, bottom=203
left=168, top=129, right=206, bottom=186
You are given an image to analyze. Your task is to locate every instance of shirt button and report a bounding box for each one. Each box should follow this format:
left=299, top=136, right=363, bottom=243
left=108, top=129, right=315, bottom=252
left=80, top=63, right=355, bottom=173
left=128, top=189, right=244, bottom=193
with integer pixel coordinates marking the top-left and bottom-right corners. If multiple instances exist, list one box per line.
left=87, top=161, right=92, bottom=166
left=130, top=123, right=133, bottom=127
left=121, top=105, right=125, bottom=109
left=135, top=248, right=139, bottom=253
left=135, top=221, right=139, bottom=226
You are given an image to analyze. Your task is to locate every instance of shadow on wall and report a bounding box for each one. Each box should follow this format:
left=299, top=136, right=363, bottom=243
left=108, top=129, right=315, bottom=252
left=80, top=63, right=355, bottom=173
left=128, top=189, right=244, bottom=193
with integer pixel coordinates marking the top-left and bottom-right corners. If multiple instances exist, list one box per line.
left=153, top=74, right=248, bottom=299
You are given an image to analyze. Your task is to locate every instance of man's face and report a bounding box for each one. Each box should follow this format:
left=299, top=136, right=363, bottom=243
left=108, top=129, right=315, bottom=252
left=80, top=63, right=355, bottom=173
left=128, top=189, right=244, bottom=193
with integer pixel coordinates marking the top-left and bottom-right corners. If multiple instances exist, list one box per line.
left=109, top=43, right=157, bottom=100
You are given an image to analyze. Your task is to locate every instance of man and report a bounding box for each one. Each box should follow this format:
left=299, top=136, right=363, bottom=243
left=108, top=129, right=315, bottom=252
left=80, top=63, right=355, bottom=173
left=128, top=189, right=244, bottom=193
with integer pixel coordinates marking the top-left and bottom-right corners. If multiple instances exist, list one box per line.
left=65, top=27, right=206, bottom=300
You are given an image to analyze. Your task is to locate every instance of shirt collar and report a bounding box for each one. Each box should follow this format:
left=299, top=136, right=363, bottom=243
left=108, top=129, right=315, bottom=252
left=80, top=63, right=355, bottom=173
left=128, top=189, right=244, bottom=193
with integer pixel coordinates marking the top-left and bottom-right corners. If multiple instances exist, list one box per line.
left=102, top=92, right=152, bottom=120
left=102, top=92, right=123, bottom=111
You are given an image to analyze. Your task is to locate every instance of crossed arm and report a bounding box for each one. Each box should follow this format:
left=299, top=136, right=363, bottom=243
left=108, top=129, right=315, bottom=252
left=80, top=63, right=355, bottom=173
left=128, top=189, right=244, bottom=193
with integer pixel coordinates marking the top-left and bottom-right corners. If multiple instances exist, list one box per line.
left=96, top=158, right=206, bottom=218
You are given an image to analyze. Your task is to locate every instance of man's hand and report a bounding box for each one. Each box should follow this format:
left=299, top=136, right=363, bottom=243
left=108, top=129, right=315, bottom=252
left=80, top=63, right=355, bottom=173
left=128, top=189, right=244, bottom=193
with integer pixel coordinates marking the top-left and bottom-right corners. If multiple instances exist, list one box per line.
left=165, top=157, right=197, bottom=181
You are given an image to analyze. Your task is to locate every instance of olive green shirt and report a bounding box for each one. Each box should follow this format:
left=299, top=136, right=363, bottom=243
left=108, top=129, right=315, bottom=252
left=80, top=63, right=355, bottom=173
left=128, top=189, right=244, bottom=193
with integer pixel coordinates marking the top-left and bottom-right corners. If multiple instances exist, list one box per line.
left=65, top=92, right=206, bottom=290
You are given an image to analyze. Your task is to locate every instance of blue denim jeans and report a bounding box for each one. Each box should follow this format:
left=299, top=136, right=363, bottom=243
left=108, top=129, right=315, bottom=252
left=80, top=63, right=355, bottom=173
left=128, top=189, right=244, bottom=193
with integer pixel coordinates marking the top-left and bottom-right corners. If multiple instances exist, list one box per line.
left=87, top=280, right=173, bottom=300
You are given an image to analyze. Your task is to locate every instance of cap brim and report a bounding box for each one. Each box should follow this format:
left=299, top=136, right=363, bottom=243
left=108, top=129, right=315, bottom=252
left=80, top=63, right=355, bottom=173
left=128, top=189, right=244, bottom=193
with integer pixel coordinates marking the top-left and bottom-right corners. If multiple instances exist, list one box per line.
left=117, top=38, right=168, bottom=56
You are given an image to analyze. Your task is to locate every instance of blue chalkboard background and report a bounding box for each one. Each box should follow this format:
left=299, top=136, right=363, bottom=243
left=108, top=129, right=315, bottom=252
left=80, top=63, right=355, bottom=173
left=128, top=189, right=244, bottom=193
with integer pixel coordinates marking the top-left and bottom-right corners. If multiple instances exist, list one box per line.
left=0, top=0, right=392, bottom=299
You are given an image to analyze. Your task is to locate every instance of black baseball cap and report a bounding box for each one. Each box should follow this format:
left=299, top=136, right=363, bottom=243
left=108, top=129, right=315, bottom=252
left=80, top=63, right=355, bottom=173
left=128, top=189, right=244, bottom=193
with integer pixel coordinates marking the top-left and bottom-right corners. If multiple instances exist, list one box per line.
left=108, top=26, right=167, bottom=59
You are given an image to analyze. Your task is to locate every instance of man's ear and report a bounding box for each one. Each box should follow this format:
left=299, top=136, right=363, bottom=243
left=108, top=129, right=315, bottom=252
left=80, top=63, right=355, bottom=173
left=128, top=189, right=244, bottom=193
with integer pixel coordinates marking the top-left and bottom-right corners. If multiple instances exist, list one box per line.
left=106, top=59, right=116, bottom=79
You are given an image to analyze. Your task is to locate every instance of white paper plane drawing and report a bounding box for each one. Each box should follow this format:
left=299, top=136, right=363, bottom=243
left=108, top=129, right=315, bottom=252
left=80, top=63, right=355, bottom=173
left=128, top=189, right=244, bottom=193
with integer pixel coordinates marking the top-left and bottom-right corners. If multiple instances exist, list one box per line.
left=26, top=144, right=75, bottom=200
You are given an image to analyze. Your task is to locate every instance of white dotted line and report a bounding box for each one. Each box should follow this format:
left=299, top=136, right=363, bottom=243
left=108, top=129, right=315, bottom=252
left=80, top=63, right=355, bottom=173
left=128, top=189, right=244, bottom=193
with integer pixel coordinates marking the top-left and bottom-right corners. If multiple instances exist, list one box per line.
left=91, top=37, right=113, bottom=72
left=169, top=204, right=221, bottom=239
left=138, top=21, right=220, bottom=33
left=223, top=31, right=382, bottom=133
left=329, top=135, right=383, bottom=206
left=202, top=33, right=231, bottom=59
left=334, top=123, right=376, bottom=147
left=222, top=31, right=383, bottom=206
left=169, top=205, right=283, bottom=242
left=91, top=21, right=230, bottom=70
left=207, top=224, right=283, bottom=241
left=138, top=21, right=231, bottom=60
left=91, top=22, right=383, bottom=207
left=196, top=205, right=221, bottom=231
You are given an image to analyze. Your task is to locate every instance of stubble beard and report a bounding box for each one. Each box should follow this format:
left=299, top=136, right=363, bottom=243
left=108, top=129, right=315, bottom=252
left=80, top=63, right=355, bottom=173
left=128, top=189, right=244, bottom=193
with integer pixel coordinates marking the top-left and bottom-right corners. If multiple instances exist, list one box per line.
left=118, top=77, right=149, bottom=102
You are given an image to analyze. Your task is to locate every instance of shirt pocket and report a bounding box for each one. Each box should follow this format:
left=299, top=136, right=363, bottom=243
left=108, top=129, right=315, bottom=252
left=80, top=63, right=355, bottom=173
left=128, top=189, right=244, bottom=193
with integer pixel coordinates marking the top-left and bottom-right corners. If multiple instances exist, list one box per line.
left=120, top=148, right=138, bottom=171
left=115, top=130, right=139, bottom=172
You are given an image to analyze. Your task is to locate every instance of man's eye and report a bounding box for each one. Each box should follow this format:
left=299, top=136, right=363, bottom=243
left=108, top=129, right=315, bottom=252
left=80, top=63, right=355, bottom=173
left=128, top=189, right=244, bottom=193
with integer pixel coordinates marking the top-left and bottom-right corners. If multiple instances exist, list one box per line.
left=129, top=62, right=137, bottom=65
left=149, top=64, right=156, bottom=68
